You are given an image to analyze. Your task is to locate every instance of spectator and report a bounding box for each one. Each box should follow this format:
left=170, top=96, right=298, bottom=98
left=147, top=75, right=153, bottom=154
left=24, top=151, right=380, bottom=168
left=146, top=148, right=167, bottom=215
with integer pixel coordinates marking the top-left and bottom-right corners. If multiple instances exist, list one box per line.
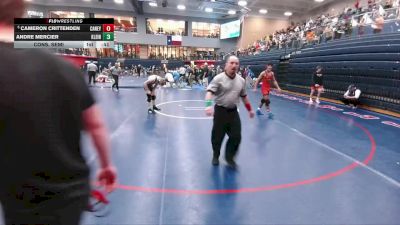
left=315, top=25, right=325, bottom=43
left=233, top=2, right=393, bottom=56
left=344, top=21, right=353, bottom=37
left=324, top=26, right=334, bottom=42
left=341, top=84, right=362, bottom=109
left=373, top=12, right=385, bottom=33
left=396, top=2, right=400, bottom=26
left=306, top=30, right=316, bottom=45
left=368, top=0, right=376, bottom=11
left=355, top=0, right=361, bottom=11
left=384, top=0, right=393, bottom=9
left=358, top=16, right=366, bottom=36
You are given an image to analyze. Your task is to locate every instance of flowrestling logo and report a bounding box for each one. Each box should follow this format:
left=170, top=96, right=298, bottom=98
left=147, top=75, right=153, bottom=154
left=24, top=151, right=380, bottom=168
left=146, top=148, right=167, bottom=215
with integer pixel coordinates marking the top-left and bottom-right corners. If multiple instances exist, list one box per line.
left=271, top=93, right=400, bottom=129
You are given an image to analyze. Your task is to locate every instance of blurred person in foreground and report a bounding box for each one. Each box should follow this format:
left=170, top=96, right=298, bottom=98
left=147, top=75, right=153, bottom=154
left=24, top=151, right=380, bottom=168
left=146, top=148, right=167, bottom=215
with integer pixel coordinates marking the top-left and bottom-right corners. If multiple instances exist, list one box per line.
left=0, top=1, right=117, bottom=224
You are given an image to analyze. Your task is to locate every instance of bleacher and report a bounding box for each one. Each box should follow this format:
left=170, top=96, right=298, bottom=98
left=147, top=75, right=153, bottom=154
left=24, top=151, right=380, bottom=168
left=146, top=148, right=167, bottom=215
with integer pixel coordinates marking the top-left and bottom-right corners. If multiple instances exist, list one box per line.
left=236, top=31, right=400, bottom=113
left=240, top=49, right=287, bottom=76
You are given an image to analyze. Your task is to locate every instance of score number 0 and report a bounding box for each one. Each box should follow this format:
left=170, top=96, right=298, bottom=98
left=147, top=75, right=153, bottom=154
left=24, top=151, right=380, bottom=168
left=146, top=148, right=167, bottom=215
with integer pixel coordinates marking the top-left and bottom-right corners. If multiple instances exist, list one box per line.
left=102, top=24, right=114, bottom=41
left=103, top=24, right=114, bottom=32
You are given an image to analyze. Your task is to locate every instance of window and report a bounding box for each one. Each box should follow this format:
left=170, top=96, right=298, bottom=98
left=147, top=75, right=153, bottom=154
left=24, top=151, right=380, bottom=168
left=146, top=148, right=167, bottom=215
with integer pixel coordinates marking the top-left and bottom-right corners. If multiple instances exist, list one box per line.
left=148, top=45, right=188, bottom=60
left=146, top=19, right=186, bottom=36
left=97, top=43, right=140, bottom=58
left=95, top=14, right=137, bottom=32
left=49, top=11, right=85, bottom=18
left=189, top=47, right=216, bottom=60
left=26, top=10, right=44, bottom=18
left=192, top=22, right=220, bottom=38
left=52, top=48, right=92, bottom=56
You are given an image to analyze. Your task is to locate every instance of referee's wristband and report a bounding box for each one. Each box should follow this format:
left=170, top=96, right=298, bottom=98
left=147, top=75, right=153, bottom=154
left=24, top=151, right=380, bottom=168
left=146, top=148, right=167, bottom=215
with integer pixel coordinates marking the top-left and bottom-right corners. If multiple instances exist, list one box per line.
left=205, top=100, right=213, bottom=107
left=245, top=102, right=253, bottom=112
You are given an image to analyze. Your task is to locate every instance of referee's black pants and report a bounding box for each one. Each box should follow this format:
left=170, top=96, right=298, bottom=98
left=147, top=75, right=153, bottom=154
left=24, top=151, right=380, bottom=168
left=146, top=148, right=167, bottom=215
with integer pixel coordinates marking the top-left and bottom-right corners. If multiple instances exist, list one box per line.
left=341, top=98, right=360, bottom=107
left=211, top=105, right=241, bottom=161
left=88, top=71, right=96, bottom=84
left=112, top=75, right=119, bottom=90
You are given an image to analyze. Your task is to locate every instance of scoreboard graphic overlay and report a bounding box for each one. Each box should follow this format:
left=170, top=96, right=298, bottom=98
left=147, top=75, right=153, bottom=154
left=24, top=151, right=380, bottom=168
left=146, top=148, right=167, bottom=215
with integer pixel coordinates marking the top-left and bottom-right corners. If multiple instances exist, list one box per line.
left=14, top=18, right=115, bottom=49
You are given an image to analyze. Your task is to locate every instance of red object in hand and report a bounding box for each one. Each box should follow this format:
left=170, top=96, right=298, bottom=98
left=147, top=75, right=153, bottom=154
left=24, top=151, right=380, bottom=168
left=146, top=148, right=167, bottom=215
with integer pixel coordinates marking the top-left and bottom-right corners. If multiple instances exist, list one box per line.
left=245, top=102, right=252, bottom=112
left=91, top=190, right=109, bottom=204
left=88, top=189, right=111, bottom=217
left=97, top=166, right=117, bottom=192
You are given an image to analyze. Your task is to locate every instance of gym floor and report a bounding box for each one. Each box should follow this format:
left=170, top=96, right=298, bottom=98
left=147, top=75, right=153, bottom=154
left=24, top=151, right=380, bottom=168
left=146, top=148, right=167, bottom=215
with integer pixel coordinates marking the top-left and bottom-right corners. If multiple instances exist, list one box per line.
left=55, top=77, right=400, bottom=224
left=83, top=76, right=400, bottom=224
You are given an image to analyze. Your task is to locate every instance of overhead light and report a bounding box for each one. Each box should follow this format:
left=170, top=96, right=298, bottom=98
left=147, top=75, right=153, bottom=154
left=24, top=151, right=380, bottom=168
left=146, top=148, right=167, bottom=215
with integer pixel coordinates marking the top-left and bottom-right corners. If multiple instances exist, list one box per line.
left=228, top=10, right=236, bottom=15
left=177, top=4, right=186, bottom=10
left=83, top=0, right=91, bottom=2
left=205, top=7, right=213, bottom=13
left=259, top=9, right=268, bottom=14
left=114, top=0, right=123, bottom=4
left=238, top=0, right=247, bottom=6
left=315, top=0, right=324, bottom=2
left=149, top=2, right=157, bottom=7
left=211, top=0, right=216, bottom=1
left=284, top=11, right=292, bottom=16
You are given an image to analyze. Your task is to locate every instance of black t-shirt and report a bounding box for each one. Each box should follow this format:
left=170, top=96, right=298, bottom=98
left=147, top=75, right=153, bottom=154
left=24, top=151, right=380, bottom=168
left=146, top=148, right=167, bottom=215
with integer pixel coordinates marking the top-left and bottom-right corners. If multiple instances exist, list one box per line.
left=203, top=67, right=209, bottom=78
left=0, top=42, right=94, bottom=203
left=312, top=72, right=323, bottom=85
left=198, top=68, right=204, bottom=77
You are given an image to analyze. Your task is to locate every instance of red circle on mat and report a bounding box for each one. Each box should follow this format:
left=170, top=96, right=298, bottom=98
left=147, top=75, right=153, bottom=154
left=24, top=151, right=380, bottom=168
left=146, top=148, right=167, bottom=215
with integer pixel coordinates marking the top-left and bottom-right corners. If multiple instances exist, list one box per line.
left=112, top=110, right=376, bottom=195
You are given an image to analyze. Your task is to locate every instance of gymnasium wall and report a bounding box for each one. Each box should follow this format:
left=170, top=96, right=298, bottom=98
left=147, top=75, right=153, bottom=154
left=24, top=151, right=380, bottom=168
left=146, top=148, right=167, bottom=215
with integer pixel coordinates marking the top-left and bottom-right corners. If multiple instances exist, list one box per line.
left=25, top=4, right=239, bottom=51
left=290, top=0, right=363, bottom=23
left=238, top=16, right=290, bottom=49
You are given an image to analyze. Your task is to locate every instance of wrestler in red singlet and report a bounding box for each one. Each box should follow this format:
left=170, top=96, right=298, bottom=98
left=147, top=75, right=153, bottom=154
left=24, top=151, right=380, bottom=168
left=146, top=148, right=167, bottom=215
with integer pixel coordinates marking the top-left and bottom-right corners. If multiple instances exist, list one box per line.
left=253, top=64, right=282, bottom=116
left=261, top=70, right=274, bottom=96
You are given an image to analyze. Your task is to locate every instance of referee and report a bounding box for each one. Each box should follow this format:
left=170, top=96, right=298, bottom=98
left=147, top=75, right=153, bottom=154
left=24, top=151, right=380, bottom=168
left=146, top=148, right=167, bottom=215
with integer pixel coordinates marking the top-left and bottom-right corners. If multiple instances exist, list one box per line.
left=110, top=63, right=122, bottom=92
left=87, top=61, right=98, bottom=85
left=205, top=55, right=255, bottom=168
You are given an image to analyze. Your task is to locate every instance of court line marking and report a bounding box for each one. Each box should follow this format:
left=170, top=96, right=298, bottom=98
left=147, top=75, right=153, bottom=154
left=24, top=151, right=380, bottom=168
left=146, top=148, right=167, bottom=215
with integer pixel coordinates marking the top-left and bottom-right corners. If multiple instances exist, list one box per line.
left=184, top=107, right=206, bottom=109
left=91, top=96, right=398, bottom=194
left=88, top=100, right=210, bottom=164
left=270, top=92, right=400, bottom=187
left=87, top=111, right=137, bottom=164
left=184, top=106, right=206, bottom=111
left=110, top=103, right=379, bottom=194
left=158, top=122, right=170, bottom=225
left=184, top=108, right=204, bottom=111
left=275, top=115, right=400, bottom=188
left=155, top=100, right=212, bottom=120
